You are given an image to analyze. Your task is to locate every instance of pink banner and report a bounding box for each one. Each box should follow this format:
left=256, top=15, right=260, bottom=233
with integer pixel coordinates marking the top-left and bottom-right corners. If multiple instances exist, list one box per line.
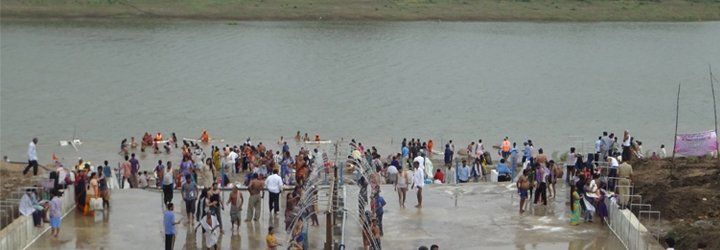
left=674, top=130, right=718, bottom=156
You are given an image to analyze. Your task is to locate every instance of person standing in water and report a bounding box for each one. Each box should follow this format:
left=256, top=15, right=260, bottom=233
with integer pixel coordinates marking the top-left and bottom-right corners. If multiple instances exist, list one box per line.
left=412, top=161, right=425, bottom=208
left=181, top=175, right=198, bottom=228
left=164, top=203, right=181, bottom=250
left=395, top=166, right=409, bottom=208
left=246, top=174, right=264, bottom=222
left=162, top=162, right=174, bottom=205
left=517, top=169, right=530, bottom=214
left=227, top=184, right=244, bottom=234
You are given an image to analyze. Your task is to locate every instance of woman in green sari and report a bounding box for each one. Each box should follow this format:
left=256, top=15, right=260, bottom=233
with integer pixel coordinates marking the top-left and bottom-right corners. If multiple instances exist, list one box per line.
left=570, top=185, right=581, bottom=225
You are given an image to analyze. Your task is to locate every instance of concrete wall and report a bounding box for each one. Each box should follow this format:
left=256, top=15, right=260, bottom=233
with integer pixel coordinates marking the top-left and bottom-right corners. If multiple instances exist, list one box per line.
left=0, top=186, right=75, bottom=250
left=605, top=197, right=663, bottom=250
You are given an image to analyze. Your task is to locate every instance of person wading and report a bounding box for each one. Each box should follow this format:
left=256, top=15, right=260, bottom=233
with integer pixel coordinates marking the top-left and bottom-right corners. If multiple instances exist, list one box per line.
left=227, top=184, right=243, bottom=234
left=162, top=161, right=174, bottom=205
left=182, top=175, right=198, bottom=228
left=164, top=203, right=181, bottom=250
left=411, top=161, right=425, bottom=208
left=246, top=174, right=264, bottom=222
left=517, top=169, right=530, bottom=214
left=265, top=168, right=283, bottom=217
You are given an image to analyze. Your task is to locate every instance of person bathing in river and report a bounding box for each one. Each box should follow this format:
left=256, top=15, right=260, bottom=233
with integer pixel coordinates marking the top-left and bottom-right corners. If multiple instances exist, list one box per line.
left=550, top=160, right=563, bottom=199
left=517, top=169, right=530, bottom=214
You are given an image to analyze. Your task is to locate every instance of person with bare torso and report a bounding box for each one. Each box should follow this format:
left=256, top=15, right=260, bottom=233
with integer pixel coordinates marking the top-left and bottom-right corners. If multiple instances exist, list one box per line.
left=246, top=174, right=264, bottom=222
left=517, top=169, right=530, bottom=214
left=227, top=184, right=244, bottom=233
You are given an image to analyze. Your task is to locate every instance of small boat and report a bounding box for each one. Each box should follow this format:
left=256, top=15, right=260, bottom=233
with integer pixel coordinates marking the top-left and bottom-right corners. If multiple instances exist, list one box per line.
left=59, top=139, right=82, bottom=151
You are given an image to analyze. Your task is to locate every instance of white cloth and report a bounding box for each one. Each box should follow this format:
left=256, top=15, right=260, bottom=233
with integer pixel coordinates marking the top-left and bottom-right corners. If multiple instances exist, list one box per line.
left=163, top=171, right=174, bottom=185
left=386, top=165, right=398, bottom=175
left=201, top=215, right=220, bottom=248
left=90, top=197, right=104, bottom=211
left=583, top=197, right=596, bottom=213
left=586, top=179, right=599, bottom=198
left=226, top=151, right=238, bottom=165
left=413, top=156, right=425, bottom=171
left=609, top=157, right=619, bottom=168
left=19, top=193, right=36, bottom=216
left=566, top=152, right=577, bottom=166
left=27, top=142, right=37, bottom=161
left=265, top=174, right=283, bottom=193
left=424, top=157, right=433, bottom=179
left=623, top=136, right=632, bottom=147
left=412, top=169, right=425, bottom=188
left=57, top=168, right=68, bottom=185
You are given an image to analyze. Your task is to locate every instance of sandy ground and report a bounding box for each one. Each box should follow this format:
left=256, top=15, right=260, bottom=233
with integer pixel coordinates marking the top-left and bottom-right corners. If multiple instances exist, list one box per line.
left=631, top=158, right=720, bottom=250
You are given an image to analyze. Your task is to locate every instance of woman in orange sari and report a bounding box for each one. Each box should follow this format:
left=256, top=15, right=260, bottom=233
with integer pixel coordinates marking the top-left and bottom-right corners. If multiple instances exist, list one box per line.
left=427, top=140, right=433, bottom=155
left=200, top=130, right=210, bottom=143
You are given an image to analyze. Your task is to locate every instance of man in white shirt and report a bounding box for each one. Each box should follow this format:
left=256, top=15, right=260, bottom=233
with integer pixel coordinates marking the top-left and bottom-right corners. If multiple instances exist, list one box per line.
left=162, top=163, right=174, bottom=205
left=23, top=138, right=39, bottom=176
left=226, top=149, right=238, bottom=174
left=413, top=152, right=426, bottom=172
left=607, top=156, right=620, bottom=191
left=565, top=147, right=578, bottom=184
left=411, top=162, right=425, bottom=208
left=265, top=168, right=283, bottom=216
left=660, top=144, right=667, bottom=158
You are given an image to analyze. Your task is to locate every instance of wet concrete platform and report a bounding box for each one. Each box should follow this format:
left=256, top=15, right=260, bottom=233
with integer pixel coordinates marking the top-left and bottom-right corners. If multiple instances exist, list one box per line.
left=28, top=181, right=623, bottom=250
left=341, top=182, right=624, bottom=250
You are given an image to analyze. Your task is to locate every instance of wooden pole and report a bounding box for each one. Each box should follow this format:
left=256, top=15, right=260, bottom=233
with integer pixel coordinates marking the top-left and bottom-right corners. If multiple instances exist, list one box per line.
left=710, top=65, right=719, bottom=166
left=672, top=83, right=681, bottom=162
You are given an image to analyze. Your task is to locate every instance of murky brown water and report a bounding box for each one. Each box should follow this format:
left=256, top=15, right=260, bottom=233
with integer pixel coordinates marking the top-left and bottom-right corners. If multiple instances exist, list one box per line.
left=2, top=21, right=720, bottom=165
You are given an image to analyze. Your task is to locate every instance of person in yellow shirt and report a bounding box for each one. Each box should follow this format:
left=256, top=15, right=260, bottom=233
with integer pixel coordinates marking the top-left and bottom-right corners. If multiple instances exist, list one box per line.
left=212, top=147, right=221, bottom=172
left=266, top=226, right=282, bottom=250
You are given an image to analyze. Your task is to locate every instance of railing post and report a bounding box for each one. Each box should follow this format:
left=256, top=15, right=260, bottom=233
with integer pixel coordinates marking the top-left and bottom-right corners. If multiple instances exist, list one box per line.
left=324, top=211, right=332, bottom=250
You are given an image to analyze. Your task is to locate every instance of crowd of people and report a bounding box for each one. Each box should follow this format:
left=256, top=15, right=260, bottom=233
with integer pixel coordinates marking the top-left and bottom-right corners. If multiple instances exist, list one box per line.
left=17, top=128, right=667, bottom=249
left=148, top=131, right=330, bottom=250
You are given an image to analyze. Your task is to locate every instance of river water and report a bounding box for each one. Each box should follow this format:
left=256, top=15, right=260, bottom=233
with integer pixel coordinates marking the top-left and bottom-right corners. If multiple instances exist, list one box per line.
left=1, top=20, right=720, bottom=164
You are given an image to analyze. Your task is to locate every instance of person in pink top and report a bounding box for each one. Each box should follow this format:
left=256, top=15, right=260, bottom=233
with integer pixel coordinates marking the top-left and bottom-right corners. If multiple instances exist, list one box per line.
left=121, top=155, right=133, bottom=189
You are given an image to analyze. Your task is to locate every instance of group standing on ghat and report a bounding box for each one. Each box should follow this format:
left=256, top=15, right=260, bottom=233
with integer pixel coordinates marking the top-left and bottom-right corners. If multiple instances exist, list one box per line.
left=18, top=128, right=657, bottom=250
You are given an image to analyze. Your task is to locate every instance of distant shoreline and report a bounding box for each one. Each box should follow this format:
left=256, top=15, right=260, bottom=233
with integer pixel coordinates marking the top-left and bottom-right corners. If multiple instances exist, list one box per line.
left=2, top=0, right=720, bottom=22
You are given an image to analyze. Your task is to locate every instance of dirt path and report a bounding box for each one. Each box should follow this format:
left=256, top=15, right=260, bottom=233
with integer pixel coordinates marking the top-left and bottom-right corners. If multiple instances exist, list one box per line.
left=631, top=158, right=720, bottom=250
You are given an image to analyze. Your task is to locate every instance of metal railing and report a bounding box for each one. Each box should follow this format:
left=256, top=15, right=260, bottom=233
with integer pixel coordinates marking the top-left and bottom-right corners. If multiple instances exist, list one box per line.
left=598, top=161, right=662, bottom=250
left=338, top=185, right=347, bottom=250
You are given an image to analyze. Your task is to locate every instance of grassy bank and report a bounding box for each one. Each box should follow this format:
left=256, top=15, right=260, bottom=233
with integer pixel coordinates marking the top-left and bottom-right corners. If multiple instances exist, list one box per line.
left=1, top=0, right=720, bottom=22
